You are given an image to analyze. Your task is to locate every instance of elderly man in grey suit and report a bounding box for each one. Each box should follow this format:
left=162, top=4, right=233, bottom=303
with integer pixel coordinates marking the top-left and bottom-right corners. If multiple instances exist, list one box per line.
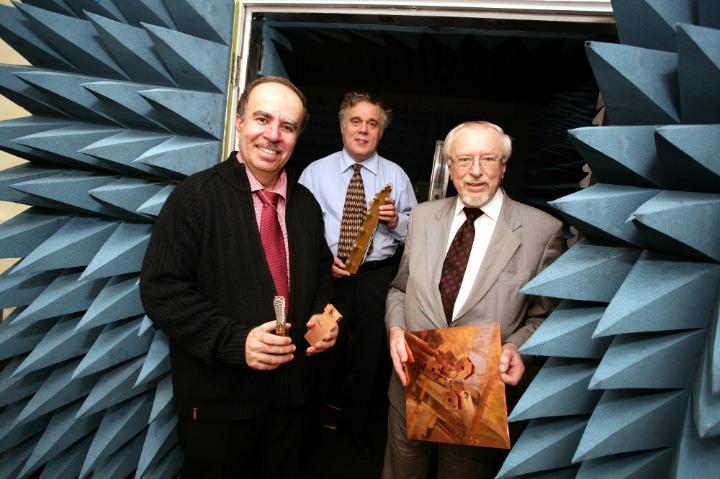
left=383, top=121, right=565, bottom=479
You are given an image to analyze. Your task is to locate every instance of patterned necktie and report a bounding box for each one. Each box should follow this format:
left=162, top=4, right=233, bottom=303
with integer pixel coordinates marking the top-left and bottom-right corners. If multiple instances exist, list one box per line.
left=257, top=190, right=289, bottom=310
left=337, top=163, right=367, bottom=261
left=439, top=207, right=483, bottom=324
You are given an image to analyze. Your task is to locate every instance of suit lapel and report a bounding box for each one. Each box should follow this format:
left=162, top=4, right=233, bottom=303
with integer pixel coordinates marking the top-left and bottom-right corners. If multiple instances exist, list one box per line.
left=427, top=199, right=455, bottom=328
left=455, top=196, right=521, bottom=320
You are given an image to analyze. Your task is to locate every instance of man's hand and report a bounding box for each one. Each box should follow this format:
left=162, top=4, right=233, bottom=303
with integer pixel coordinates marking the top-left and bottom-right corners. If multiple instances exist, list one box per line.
left=331, top=256, right=351, bottom=279
left=245, top=321, right=295, bottom=370
left=404, top=332, right=440, bottom=370
left=378, top=197, right=399, bottom=230
left=499, top=342, right=525, bottom=386
left=305, top=314, right=339, bottom=356
left=389, top=326, right=410, bottom=386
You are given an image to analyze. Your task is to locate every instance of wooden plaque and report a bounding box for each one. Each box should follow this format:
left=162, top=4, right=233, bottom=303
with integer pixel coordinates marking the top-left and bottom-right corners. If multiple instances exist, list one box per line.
left=304, top=304, right=342, bottom=346
left=344, top=183, right=393, bottom=274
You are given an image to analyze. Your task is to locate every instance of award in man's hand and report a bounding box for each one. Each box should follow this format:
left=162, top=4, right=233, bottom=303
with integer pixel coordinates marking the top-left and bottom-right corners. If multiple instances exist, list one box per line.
left=273, top=296, right=286, bottom=336
left=344, top=184, right=393, bottom=274
left=404, top=323, right=510, bottom=449
left=304, top=304, right=342, bottom=345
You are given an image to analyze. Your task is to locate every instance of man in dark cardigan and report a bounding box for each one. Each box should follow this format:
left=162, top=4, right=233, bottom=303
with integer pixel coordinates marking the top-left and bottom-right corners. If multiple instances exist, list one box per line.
left=140, top=76, right=337, bottom=479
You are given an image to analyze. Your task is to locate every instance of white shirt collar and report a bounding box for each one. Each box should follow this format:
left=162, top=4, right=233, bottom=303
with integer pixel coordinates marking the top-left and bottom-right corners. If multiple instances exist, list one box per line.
left=453, top=188, right=504, bottom=222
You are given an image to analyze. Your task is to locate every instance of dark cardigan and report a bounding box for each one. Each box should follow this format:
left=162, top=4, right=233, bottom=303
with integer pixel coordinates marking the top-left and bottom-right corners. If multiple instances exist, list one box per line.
left=140, top=154, right=333, bottom=420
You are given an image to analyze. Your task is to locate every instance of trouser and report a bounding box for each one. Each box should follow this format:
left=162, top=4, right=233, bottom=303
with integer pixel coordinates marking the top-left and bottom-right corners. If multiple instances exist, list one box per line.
left=382, top=400, right=507, bottom=479
left=333, top=262, right=395, bottom=437
left=177, top=406, right=305, bottom=479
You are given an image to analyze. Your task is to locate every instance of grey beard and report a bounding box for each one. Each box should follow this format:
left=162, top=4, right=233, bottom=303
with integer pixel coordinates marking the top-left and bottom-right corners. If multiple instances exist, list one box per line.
left=459, top=191, right=490, bottom=209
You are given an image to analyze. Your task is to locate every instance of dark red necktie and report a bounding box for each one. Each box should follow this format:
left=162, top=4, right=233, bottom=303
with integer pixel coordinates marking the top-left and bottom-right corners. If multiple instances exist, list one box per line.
left=257, top=190, right=289, bottom=310
left=439, top=208, right=482, bottom=324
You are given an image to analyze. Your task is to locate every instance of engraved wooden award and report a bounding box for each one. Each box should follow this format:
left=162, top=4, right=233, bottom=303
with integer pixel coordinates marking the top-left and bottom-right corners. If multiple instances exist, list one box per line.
left=344, top=183, right=393, bottom=274
left=273, top=295, right=286, bottom=336
left=304, top=304, right=342, bottom=346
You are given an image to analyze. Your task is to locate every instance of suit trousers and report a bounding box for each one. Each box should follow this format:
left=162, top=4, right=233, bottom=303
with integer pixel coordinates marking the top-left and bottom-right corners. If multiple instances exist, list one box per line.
left=333, top=263, right=395, bottom=437
left=177, top=406, right=305, bottom=479
left=382, top=400, right=506, bottom=479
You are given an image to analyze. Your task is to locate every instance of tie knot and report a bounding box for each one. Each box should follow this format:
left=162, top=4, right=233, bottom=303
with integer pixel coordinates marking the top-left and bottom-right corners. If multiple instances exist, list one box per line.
left=464, top=207, right=482, bottom=222
left=258, top=190, right=280, bottom=207
left=352, top=163, right=362, bottom=174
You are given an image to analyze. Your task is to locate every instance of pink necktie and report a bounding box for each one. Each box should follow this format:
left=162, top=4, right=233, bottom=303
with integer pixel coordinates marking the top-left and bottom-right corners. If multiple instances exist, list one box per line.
left=257, top=190, right=289, bottom=310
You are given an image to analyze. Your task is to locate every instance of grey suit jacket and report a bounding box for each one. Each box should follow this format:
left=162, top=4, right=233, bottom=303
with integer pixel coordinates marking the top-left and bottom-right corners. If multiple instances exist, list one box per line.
left=385, top=191, right=564, bottom=409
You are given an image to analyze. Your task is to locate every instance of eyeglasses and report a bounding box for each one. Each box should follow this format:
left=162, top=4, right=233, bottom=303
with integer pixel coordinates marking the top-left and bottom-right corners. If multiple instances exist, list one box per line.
left=449, top=155, right=504, bottom=170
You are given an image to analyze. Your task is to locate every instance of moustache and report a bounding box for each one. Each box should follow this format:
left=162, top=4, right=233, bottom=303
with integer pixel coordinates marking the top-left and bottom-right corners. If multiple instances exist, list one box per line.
left=462, top=180, right=487, bottom=187
left=256, top=143, right=281, bottom=154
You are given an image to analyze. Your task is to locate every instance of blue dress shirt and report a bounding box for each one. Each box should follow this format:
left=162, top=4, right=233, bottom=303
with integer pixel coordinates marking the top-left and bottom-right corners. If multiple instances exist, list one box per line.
left=299, top=150, right=418, bottom=262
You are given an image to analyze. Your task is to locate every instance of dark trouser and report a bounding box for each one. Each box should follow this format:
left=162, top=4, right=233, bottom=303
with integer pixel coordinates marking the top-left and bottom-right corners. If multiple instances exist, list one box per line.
left=382, top=364, right=540, bottom=478
left=333, top=262, right=396, bottom=438
left=178, top=406, right=305, bottom=479
left=383, top=401, right=506, bottom=479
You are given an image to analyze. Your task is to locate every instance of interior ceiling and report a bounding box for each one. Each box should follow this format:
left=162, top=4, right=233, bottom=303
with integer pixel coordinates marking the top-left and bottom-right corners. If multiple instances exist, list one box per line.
left=270, top=21, right=610, bottom=97
left=261, top=17, right=614, bottom=206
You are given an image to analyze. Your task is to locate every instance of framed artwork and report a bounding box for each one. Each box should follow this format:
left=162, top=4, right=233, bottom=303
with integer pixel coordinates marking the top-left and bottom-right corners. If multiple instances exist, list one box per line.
left=405, top=323, right=510, bottom=449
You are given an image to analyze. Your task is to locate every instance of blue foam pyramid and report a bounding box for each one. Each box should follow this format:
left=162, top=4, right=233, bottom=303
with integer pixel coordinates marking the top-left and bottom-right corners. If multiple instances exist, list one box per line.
left=149, top=375, right=173, bottom=423
left=521, top=241, right=641, bottom=302
left=654, top=125, right=720, bottom=192
left=509, top=358, right=601, bottom=421
left=90, top=431, right=144, bottom=479
left=17, top=400, right=103, bottom=478
left=79, top=393, right=153, bottom=477
left=81, top=222, right=152, bottom=279
left=135, top=330, right=170, bottom=387
left=15, top=2, right=126, bottom=79
left=0, top=208, right=71, bottom=260
left=586, top=41, right=679, bottom=124
left=576, top=448, right=673, bottom=479
left=77, top=275, right=144, bottom=330
left=595, top=252, right=720, bottom=336
left=567, top=126, right=660, bottom=188
left=573, top=390, right=687, bottom=462
left=496, top=417, right=588, bottom=478
left=549, top=184, right=660, bottom=246
left=37, top=433, right=92, bottom=479
left=0, top=5, right=76, bottom=71
left=85, top=12, right=175, bottom=87
left=76, top=355, right=155, bottom=418
left=589, top=330, right=706, bottom=389
left=12, top=314, right=101, bottom=377
left=672, top=400, right=720, bottom=477
left=676, top=23, right=720, bottom=123
left=143, top=23, right=229, bottom=92
left=693, top=344, right=720, bottom=438
left=10, top=216, right=119, bottom=274
left=72, top=317, right=153, bottom=379
left=631, top=190, right=720, bottom=261
left=611, top=0, right=696, bottom=52
left=135, top=412, right=177, bottom=479
left=520, top=301, right=610, bottom=359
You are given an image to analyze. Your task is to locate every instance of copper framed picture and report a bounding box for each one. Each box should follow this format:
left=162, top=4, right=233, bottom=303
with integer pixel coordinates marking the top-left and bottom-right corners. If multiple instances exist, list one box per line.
left=404, top=323, right=510, bottom=449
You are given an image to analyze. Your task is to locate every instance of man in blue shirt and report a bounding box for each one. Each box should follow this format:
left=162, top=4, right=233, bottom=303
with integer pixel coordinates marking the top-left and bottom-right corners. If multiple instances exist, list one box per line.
left=299, top=91, right=417, bottom=452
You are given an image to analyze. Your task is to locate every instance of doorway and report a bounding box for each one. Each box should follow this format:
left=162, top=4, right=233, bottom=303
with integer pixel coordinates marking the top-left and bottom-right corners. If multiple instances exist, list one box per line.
left=243, top=11, right=615, bottom=209
left=235, top=6, right=616, bottom=478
